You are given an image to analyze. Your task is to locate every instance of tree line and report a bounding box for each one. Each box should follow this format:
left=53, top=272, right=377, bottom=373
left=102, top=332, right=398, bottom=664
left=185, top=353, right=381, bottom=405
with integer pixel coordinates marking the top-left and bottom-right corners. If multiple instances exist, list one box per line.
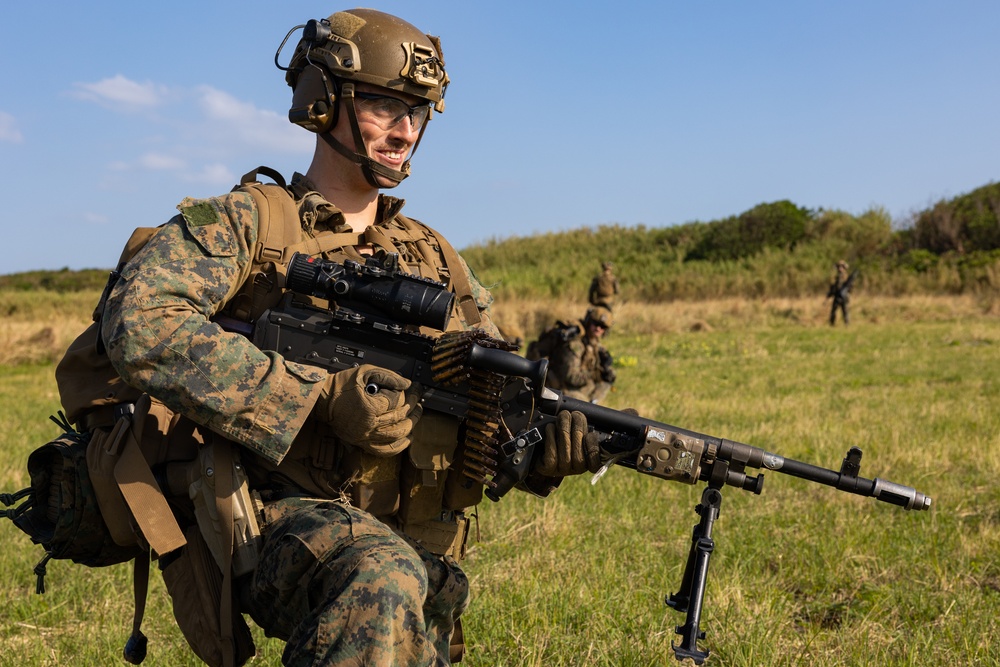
left=3, top=182, right=998, bottom=301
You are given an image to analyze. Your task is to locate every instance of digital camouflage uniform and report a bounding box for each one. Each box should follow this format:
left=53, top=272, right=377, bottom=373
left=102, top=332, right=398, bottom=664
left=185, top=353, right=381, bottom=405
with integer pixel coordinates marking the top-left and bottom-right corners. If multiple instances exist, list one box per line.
left=544, top=320, right=615, bottom=405
left=102, top=172, right=499, bottom=666
left=587, top=263, right=620, bottom=311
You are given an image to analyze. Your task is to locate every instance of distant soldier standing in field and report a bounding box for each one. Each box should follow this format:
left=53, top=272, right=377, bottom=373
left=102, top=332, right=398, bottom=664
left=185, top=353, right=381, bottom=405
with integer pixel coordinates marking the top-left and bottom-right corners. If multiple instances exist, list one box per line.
left=827, top=260, right=855, bottom=326
left=540, top=306, right=617, bottom=404
left=588, top=261, right=620, bottom=310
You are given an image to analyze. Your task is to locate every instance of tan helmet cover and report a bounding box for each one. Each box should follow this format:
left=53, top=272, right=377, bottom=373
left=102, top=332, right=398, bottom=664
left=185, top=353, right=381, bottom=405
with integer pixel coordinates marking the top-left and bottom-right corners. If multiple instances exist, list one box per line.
left=285, top=8, right=449, bottom=134
left=585, top=306, right=614, bottom=330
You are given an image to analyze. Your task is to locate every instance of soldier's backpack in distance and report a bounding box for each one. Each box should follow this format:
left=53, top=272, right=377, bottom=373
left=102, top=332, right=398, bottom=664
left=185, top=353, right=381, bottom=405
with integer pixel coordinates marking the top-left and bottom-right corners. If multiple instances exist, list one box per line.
left=525, top=321, right=581, bottom=361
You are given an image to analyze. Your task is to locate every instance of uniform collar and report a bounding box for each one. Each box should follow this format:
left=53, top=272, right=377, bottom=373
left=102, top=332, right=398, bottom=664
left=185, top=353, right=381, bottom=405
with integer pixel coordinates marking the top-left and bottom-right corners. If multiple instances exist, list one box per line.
left=289, top=172, right=406, bottom=233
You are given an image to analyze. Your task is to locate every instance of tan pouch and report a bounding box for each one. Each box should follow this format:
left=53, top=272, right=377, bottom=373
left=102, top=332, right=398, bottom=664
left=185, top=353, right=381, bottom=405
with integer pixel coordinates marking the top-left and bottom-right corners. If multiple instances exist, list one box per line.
left=86, top=420, right=139, bottom=547
left=402, top=514, right=470, bottom=560
left=55, top=226, right=161, bottom=427
left=399, top=413, right=459, bottom=524
left=345, top=447, right=401, bottom=517
left=85, top=394, right=186, bottom=556
left=162, top=526, right=256, bottom=667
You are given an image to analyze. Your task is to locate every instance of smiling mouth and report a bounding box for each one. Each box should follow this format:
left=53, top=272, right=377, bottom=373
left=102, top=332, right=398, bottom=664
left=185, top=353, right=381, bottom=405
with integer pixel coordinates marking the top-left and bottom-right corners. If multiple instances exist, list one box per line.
left=374, top=147, right=408, bottom=166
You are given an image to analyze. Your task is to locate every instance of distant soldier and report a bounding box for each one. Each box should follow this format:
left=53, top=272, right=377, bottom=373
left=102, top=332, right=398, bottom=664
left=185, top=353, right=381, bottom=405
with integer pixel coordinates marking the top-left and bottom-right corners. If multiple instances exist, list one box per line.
left=827, top=260, right=855, bottom=326
left=588, top=261, right=620, bottom=310
left=542, top=306, right=616, bottom=404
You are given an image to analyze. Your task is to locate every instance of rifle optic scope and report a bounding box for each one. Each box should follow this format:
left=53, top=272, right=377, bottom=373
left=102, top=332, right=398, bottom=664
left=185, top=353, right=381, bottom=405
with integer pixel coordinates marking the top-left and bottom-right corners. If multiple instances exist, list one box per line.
left=285, top=252, right=455, bottom=331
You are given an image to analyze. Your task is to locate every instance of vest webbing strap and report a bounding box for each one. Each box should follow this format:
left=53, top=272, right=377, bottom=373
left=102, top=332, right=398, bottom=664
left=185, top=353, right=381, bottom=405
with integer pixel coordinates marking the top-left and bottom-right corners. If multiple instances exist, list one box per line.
left=363, top=226, right=406, bottom=256
left=286, top=232, right=366, bottom=260
left=114, top=397, right=187, bottom=557
left=229, top=182, right=301, bottom=322
left=421, top=223, right=481, bottom=326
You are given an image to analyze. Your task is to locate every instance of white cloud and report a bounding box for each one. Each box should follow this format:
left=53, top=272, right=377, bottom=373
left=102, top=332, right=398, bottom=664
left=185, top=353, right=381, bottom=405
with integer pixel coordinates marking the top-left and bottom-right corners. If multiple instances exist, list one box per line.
left=0, top=111, right=24, bottom=143
left=196, top=85, right=313, bottom=154
left=84, top=212, right=110, bottom=225
left=139, top=152, right=187, bottom=170
left=182, top=163, right=236, bottom=186
left=72, top=75, right=169, bottom=110
left=73, top=78, right=312, bottom=186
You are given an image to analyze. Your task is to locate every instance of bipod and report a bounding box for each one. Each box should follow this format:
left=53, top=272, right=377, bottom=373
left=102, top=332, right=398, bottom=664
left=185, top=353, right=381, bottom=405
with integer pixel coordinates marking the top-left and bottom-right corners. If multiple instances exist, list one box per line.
left=666, top=481, right=724, bottom=664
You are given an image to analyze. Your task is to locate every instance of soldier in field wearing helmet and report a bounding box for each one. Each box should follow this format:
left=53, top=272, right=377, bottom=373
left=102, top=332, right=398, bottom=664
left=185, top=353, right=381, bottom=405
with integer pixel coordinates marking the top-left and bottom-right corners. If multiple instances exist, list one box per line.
left=98, top=8, right=602, bottom=666
left=588, top=260, right=620, bottom=310
left=544, top=306, right=617, bottom=405
left=827, top=259, right=854, bottom=326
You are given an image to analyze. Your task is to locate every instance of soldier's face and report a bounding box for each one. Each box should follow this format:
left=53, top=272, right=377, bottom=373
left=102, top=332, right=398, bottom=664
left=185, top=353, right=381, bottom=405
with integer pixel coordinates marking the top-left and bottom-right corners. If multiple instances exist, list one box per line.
left=587, top=322, right=607, bottom=339
left=333, top=83, right=424, bottom=189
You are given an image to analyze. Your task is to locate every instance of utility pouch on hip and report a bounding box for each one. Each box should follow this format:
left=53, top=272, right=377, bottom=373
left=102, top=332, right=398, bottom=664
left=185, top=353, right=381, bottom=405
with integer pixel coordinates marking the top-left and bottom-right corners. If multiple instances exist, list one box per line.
left=85, top=394, right=186, bottom=557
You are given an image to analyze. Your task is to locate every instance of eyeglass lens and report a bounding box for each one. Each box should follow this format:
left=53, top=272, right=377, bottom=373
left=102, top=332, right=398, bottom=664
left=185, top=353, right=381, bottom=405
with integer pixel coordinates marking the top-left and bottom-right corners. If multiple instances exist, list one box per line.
left=354, top=93, right=430, bottom=130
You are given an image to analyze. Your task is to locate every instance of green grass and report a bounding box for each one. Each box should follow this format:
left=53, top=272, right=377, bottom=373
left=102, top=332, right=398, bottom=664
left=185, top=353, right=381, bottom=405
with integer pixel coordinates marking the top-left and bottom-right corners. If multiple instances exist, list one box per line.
left=2, top=313, right=999, bottom=666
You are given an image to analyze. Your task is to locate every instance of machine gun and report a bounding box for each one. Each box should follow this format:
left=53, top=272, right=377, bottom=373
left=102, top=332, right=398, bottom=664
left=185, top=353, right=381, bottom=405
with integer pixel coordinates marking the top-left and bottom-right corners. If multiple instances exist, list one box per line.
left=827, top=269, right=857, bottom=301
left=238, top=252, right=932, bottom=665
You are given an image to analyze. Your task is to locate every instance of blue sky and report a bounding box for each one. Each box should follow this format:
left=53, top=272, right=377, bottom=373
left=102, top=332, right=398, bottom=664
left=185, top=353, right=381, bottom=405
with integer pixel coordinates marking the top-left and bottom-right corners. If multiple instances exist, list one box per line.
left=1, top=1, right=997, bottom=274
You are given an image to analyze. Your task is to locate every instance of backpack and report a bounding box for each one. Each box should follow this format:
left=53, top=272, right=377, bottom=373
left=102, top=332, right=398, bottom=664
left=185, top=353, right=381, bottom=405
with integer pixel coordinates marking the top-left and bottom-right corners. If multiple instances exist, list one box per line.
left=2, top=413, right=145, bottom=584
left=525, top=321, right=581, bottom=361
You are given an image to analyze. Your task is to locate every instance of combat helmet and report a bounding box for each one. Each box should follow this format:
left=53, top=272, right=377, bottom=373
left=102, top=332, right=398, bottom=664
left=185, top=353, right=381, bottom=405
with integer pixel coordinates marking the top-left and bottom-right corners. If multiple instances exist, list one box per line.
left=585, top=306, right=614, bottom=330
left=277, top=8, right=449, bottom=187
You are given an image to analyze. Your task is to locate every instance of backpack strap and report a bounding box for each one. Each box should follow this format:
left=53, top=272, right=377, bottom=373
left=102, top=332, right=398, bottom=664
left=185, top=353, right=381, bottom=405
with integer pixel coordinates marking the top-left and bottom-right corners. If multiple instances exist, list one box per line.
left=240, top=166, right=286, bottom=190
left=112, top=395, right=187, bottom=557
left=123, top=553, right=150, bottom=664
left=227, top=170, right=303, bottom=322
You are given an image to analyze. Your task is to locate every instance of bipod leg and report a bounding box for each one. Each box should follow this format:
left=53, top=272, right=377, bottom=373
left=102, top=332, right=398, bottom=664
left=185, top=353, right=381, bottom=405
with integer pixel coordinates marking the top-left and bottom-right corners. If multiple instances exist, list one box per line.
left=667, top=485, right=723, bottom=665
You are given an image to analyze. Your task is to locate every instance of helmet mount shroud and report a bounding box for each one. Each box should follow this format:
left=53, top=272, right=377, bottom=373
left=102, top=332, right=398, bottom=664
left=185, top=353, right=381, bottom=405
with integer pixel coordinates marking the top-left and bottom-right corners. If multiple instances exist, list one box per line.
left=276, top=9, right=449, bottom=188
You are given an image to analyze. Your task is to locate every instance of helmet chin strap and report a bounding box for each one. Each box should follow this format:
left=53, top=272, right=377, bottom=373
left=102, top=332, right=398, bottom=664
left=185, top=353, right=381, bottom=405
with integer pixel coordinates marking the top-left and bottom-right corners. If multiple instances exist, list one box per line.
left=319, top=83, right=419, bottom=189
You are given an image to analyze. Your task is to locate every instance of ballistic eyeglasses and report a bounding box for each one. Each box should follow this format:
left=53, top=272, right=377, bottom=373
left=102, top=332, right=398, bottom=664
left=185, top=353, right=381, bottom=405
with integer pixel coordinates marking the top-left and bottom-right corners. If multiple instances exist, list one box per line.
left=353, top=91, right=432, bottom=131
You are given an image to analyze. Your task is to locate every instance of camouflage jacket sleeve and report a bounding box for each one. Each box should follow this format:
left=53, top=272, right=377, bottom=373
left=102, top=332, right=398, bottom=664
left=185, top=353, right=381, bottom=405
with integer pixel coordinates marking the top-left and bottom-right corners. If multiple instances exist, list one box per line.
left=101, top=193, right=327, bottom=464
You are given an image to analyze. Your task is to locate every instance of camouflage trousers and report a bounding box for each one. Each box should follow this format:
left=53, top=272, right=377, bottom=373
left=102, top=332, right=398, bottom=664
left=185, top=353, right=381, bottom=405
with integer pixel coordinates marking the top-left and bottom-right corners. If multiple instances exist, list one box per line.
left=246, top=497, right=469, bottom=666
left=829, top=296, right=849, bottom=326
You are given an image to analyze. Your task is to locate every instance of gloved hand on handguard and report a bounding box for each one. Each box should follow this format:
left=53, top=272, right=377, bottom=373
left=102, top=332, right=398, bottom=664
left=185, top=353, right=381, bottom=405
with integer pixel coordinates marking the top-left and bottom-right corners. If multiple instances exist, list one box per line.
left=535, top=410, right=602, bottom=477
left=313, top=364, right=423, bottom=456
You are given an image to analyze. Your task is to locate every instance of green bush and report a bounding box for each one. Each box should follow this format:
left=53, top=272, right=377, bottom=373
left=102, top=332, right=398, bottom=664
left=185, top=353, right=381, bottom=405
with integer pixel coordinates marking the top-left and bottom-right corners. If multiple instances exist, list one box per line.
left=685, top=200, right=811, bottom=262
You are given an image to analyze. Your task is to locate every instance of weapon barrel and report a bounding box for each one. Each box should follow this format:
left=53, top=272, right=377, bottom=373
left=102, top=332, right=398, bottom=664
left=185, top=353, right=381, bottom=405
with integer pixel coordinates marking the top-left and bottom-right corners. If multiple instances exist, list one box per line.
left=749, top=451, right=931, bottom=511
left=533, top=392, right=931, bottom=511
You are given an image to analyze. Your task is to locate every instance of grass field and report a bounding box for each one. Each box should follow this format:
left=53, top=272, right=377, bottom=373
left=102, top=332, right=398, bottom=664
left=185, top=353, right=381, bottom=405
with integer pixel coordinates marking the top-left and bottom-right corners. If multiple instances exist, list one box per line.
left=1, top=295, right=998, bottom=666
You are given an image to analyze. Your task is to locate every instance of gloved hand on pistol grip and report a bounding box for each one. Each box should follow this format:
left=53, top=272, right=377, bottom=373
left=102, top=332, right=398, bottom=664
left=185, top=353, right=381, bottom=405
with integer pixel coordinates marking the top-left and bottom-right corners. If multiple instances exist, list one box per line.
left=314, top=365, right=423, bottom=456
left=536, top=410, right=602, bottom=477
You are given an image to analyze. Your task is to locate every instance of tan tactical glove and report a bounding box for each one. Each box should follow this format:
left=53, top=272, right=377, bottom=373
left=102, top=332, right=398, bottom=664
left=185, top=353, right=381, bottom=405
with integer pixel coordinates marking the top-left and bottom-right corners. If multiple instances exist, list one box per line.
left=536, top=410, right=602, bottom=477
left=314, top=365, right=423, bottom=456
